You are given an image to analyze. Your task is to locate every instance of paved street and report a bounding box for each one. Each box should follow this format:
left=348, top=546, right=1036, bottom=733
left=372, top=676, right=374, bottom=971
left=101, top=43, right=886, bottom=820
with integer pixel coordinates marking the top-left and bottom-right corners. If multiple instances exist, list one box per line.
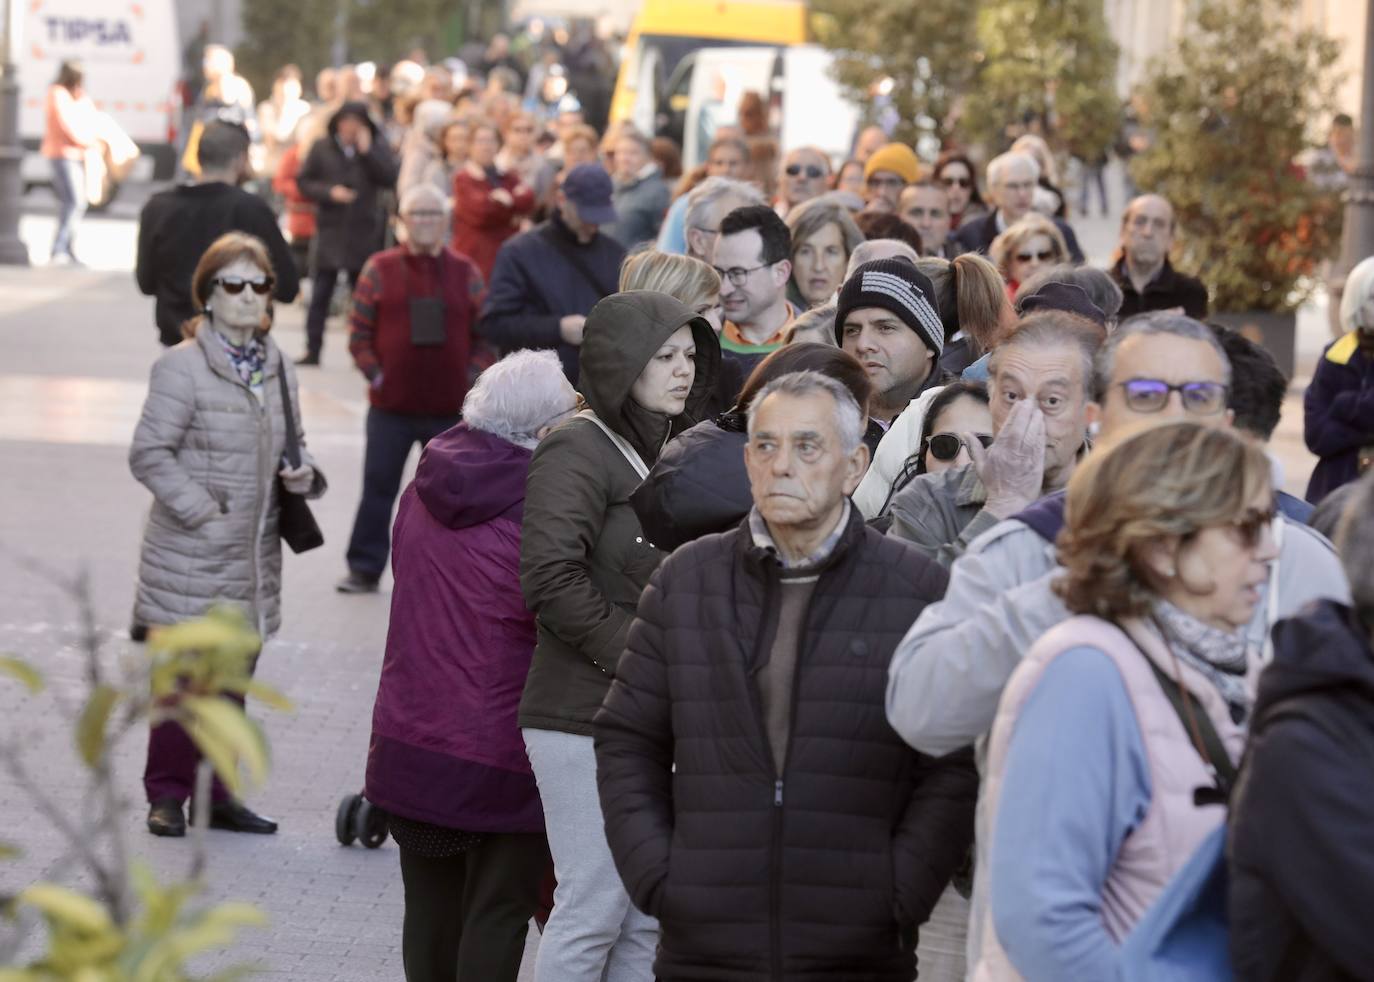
left=0, top=177, right=1328, bottom=979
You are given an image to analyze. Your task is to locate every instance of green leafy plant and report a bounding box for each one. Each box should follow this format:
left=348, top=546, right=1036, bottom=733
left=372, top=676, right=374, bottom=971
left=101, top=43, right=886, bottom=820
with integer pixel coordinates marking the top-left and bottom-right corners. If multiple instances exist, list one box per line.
left=1130, top=0, right=1343, bottom=313
left=0, top=561, right=292, bottom=981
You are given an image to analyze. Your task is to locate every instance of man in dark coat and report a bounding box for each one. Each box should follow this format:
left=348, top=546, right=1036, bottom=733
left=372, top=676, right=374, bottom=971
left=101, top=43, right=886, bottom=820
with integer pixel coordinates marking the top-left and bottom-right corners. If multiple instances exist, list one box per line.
left=1229, top=474, right=1374, bottom=982
left=477, top=164, right=625, bottom=383
left=295, top=101, right=398, bottom=365
left=136, top=121, right=298, bottom=346
left=595, top=369, right=977, bottom=982
left=1108, top=194, right=1209, bottom=319
left=953, top=150, right=1084, bottom=263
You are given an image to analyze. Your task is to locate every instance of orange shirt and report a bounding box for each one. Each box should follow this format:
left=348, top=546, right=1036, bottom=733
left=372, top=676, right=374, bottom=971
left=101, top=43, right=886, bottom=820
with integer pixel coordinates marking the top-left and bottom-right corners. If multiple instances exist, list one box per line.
left=721, top=302, right=797, bottom=351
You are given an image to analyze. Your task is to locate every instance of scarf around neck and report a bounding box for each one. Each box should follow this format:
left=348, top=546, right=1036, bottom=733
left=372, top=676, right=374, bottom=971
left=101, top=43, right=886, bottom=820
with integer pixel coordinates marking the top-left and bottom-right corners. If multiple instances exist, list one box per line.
left=1151, top=599, right=1252, bottom=722
left=213, top=329, right=267, bottom=393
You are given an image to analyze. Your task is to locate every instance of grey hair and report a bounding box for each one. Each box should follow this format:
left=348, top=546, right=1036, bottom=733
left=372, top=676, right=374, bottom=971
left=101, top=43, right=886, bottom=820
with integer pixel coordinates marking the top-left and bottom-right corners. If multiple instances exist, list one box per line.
left=684, top=177, right=766, bottom=234
left=400, top=183, right=450, bottom=215
left=747, top=370, right=864, bottom=455
left=462, top=349, right=575, bottom=450
left=785, top=198, right=864, bottom=260
left=1015, top=263, right=1125, bottom=320
left=1336, top=471, right=1374, bottom=635
left=987, top=150, right=1040, bottom=189
left=785, top=304, right=838, bottom=346
left=1092, top=312, right=1232, bottom=403
left=845, top=238, right=919, bottom=278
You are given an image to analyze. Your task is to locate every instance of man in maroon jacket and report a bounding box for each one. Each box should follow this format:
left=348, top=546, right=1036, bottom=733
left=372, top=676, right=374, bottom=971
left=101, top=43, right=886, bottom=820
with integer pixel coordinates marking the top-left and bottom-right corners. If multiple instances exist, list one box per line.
left=338, top=184, right=485, bottom=593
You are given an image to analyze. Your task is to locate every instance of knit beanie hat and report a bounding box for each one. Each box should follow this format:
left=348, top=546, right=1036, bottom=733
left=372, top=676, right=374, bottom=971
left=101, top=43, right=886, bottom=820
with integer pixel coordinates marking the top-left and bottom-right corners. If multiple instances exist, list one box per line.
left=834, top=259, right=945, bottom=355
left=863, top=143, right=921, bottom=184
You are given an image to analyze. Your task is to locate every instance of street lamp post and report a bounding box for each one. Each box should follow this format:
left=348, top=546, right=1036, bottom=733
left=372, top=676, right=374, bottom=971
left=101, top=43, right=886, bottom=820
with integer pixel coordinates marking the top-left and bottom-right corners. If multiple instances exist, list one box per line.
left=1339, top=1, right=1374, bottom=286
left=0, top=0, right=30, bottom=265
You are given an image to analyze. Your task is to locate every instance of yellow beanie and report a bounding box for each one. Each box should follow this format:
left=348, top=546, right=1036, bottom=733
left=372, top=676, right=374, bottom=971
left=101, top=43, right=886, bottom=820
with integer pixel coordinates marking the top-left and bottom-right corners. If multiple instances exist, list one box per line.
left=863, top=143, right=921, bottom=185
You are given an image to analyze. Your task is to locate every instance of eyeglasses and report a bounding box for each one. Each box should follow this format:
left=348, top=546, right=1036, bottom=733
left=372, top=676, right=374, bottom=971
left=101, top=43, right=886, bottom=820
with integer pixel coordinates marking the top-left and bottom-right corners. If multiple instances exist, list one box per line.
left=212, top=276, right=274, bottom=295
left=941, top=176, right=972, bottom=189
left=927, top=432, right=993, bottom=462
left=1015, top=250, right=1057, bottom=263
left=1230, top=504, right=1278, bottom=549
left=785, top=163, right=826, bottom=179
left=712, top=262, right=774, bottom=286
left=1116, top=378, right=1229, bottom=415
left=867, top=175, right=906, bottom=190
left=404, top=210, right=446, bottom=220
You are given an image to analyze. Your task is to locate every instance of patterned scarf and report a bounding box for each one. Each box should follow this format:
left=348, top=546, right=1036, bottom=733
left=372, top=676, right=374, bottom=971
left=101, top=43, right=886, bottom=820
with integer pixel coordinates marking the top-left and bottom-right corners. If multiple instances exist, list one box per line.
left=213, top=330, right=267, bottom=391
left=1151, top=599, right=1252, bottom=723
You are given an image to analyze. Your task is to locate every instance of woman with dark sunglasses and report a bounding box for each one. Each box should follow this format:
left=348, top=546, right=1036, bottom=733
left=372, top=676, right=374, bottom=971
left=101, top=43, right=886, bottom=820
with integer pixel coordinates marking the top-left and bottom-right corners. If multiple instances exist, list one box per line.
left=872, top=381, right=991, bottom=520
left=129, top=231, right=326, bottom=840
left=974, top=422, right=1279, bottom=981
left=933, top=151, right=988, bottom=231
left=989, top=214, right=1070, bottom=301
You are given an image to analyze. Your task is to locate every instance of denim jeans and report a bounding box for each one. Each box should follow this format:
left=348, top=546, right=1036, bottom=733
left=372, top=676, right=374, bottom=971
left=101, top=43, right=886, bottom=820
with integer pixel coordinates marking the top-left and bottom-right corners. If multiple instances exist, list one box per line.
left=344, top=407, right=459, bottom=580
left=49, top=157, right=86, bottom=260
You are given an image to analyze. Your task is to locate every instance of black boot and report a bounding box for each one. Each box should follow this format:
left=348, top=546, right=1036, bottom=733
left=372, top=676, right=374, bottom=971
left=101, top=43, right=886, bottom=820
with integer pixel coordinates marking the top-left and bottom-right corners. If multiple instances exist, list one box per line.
left=201, top=799, right=279, bottom=835
left=147, top=798, right=186, bottom=837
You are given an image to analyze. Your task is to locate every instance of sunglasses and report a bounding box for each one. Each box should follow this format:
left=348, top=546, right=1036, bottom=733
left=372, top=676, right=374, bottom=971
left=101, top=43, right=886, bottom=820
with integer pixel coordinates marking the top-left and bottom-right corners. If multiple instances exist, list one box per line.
left=941, top=176, right=972, bottom=189
left=1015, top=250, right=1057, bottom=263
left=1117, top=379, right=1228, bottom=415
left=212, top=276, right=274, bottom=295
left=786, top=163, right=826, bottom=179
left=1231, top=504, right=1278, bottom=549
left=927, top=432, right=993, bottom=462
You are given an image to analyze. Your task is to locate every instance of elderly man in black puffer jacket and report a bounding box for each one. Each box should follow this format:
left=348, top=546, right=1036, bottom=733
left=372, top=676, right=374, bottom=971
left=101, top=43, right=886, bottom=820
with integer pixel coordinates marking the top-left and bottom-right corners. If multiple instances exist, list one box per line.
left=595, top=369, right=977, bottom=982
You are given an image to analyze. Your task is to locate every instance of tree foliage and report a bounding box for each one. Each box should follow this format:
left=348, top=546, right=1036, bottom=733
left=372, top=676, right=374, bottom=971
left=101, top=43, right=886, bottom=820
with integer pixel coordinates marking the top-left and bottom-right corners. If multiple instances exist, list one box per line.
left=961, top=0, right=1120, bottom=160
left=812, top=0, right=1118, bottom=156
left=1131, top=0, right=1343, bottom=312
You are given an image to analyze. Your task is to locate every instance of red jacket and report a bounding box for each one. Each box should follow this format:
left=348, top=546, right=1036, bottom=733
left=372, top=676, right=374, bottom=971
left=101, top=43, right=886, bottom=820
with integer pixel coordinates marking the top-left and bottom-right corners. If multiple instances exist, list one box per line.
left=451, top=168, right=535, bottom=281
left=347, top=245, right=484, bottom=416
left=271, top=142, right=317, bottom=242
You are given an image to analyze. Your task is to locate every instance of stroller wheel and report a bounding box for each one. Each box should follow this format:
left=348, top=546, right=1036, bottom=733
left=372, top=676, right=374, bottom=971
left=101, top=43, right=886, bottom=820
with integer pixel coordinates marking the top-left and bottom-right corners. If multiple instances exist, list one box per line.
left=355, top=798, right=389, bottom=849
left=335, top=794, right=361, bottom=846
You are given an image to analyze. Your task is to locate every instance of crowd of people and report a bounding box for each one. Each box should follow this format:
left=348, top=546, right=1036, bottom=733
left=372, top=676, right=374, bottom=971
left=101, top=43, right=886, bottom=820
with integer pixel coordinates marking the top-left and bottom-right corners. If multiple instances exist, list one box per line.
left=110, top=30, right=1374, bottom=982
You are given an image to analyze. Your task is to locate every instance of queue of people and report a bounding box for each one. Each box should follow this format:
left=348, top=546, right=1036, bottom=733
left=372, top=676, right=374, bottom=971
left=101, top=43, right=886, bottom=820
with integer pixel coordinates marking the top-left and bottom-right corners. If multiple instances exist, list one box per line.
left=116, top=35, right=1374, bottom=982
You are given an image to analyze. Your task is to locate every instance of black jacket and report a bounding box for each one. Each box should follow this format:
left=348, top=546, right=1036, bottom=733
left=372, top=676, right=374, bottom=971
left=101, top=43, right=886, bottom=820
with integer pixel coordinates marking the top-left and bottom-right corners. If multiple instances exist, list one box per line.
left=518, top=292, right=720, bottom=737
left=1110, top=257, right=1209, bottom=320
left=1229, top=599, right=1374, bottom=982
left=297, top=110, right=398, bottom=272
left=631, top=412, right=750, bottom=552
left=477, top=211, right=627, bottom=383
left=594, top=508, right=977, bottom=981
left=952, top=210, right=1085, bottom=264
left=136, top=182, right=299, bottom=346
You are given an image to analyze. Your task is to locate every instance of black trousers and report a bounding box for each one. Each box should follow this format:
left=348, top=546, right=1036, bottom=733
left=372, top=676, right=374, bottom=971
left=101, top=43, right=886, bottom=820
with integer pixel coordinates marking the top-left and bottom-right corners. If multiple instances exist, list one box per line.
left=398, top=833, right=551, bottom=982
left=304, top=266, right=360, bottom=357
left=344, top=407, right=459, bottom=579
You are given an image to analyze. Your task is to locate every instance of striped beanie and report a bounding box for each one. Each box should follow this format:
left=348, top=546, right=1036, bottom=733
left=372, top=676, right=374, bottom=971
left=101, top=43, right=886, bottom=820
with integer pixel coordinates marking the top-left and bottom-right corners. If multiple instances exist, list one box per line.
left=833, top=258, right=945, bottom=355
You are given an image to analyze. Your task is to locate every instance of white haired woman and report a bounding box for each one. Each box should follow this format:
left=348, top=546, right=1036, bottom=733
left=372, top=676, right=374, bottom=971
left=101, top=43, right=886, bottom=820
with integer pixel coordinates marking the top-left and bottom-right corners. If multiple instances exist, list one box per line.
left=365, top=349, right=578, bottom=982
left=130, top=231, right=326, bottom=838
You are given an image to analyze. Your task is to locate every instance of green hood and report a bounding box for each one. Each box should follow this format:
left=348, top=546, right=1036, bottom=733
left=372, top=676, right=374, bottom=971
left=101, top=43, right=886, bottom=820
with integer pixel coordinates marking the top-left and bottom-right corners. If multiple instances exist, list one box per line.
left=578, top=290, right=722, bottom=445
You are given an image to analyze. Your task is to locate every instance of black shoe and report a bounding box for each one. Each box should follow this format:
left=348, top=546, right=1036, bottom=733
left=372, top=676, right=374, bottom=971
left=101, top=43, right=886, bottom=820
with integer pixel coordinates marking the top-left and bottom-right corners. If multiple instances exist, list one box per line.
left=147, top=798, right=186, bottom=837
left=204, top=799, right=278, bottom=834
left=335, top=571, right=379, bottom=594
left=295, top=352, right=320, bottom=366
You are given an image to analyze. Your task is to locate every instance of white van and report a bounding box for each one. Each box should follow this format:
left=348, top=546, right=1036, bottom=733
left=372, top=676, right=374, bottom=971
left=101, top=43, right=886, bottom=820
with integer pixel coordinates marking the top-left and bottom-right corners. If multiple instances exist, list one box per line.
left=19, top=0, right=183, bottom=193
left=655, top=45, right=862, bottom=170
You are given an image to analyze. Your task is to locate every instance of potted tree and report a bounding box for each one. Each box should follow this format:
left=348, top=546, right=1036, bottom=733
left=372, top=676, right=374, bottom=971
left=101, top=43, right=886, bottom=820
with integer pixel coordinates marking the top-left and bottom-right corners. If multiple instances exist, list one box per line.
left=1130, top=0, right=1343, bottom=378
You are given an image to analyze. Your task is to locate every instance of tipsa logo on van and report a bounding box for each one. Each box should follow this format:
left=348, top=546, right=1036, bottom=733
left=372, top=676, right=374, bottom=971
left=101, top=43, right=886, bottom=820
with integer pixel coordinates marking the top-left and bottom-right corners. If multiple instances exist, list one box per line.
left=29, top=2, right=146, bottom=63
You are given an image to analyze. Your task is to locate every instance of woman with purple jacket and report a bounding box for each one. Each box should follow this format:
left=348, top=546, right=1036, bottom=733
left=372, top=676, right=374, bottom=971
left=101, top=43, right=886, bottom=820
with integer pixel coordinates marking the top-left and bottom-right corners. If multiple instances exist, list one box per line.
left=364, top=349, right=579, bottom=982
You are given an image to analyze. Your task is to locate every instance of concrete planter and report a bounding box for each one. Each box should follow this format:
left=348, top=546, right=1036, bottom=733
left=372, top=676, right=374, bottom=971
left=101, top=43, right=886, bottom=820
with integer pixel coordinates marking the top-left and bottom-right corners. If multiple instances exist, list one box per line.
left=1211, top=309, right=1298, bottom=379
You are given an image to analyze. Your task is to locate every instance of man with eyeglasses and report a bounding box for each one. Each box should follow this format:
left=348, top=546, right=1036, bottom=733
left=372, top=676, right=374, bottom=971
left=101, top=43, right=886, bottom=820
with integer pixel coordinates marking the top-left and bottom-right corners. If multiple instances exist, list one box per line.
left=713, top=205, right=798, bottom=388
left=952, top=151, right=1084, bottom=263
left=862, top=143, right=921, bottom=214
left=680, top=176, right=765, bottom=263
left=775, top=146, right=831, bottom=217
left=336, top=184, right=486, bottom=594
left=886, top=312, right=1350, bottom=762
left=1110, top=195, right=1209, bottom=320
left=137, top=121, right=299, bottom=347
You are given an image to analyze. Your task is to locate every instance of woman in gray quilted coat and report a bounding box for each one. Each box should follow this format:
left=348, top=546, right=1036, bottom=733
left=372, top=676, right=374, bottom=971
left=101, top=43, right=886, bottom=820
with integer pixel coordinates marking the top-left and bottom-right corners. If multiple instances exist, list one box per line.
left=129, top=231, right=326, bottom=839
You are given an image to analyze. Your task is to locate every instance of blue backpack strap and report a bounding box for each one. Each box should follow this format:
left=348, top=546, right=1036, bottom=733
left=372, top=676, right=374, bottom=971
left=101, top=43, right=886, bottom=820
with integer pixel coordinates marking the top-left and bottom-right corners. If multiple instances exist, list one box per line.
left=1011, top=490, right=1069, bottom=544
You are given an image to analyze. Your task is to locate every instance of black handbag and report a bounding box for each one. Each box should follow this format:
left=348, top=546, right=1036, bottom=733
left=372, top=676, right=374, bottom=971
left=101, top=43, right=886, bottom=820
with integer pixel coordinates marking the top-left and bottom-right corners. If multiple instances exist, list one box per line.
left=276, top=366, right=324, bottom=553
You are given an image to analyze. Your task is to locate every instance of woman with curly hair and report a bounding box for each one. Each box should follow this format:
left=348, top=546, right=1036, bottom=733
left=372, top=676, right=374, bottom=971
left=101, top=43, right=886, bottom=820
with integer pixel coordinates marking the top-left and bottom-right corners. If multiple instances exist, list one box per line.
left=971, top=421, right=1279, bottom=981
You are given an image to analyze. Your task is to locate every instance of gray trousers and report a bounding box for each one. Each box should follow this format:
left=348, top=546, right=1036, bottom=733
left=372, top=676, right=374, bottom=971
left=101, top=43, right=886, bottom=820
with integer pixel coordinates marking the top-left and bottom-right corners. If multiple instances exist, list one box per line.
left=522, top=728, right=659, bottom=982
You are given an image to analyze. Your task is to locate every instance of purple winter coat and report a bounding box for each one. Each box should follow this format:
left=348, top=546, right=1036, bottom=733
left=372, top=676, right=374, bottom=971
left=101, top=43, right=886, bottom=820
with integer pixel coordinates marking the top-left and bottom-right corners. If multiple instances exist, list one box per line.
left=364, top=422, right=544, bottom=832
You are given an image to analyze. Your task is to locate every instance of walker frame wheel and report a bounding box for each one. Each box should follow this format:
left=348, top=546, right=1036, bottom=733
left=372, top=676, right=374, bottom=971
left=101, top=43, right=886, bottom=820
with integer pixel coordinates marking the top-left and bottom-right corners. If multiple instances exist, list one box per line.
left=354, top=798, right=389, bottom=849
left=335, top=793, right=361, bottom=846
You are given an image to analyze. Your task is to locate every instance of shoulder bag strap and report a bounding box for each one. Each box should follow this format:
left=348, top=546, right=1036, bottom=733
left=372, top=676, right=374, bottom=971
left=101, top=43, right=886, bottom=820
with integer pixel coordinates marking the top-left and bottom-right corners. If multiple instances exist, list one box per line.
left=540, top=224, right=617, bottom=298
left=277, top=362, right=302, bottom=469
left=1139, top=654, right=1238, bottom=795
left=576, top=408, right=648, bottom=480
